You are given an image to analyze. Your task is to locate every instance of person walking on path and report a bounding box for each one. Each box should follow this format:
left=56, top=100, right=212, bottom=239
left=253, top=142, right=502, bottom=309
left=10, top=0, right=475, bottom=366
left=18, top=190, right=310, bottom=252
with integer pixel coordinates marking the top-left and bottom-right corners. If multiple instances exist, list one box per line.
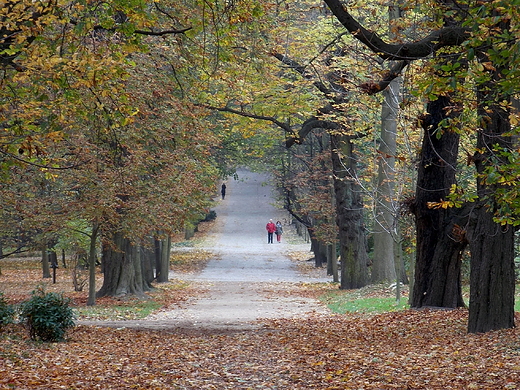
left=275, top=221, right=283, bottom=243
left=266, top=219, right=276, bottom=243
left=221, top=183, right=226, bottom=200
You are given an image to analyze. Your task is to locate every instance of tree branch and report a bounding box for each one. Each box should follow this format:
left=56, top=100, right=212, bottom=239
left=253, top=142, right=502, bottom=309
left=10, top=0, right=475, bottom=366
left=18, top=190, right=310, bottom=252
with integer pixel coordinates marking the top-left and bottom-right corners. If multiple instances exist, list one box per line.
left=323, top=0, right=469, bottom=60
left=286, top=117, right=339, bottom=147
left=91, top=25, right=192, bottom=36
left=271, top=52, right=331, bottom=96
left=199, top=104, right=293, bottom=133
left=359, top=60, right=409, bottom=95
left=133, top=27, right=192, bottom=36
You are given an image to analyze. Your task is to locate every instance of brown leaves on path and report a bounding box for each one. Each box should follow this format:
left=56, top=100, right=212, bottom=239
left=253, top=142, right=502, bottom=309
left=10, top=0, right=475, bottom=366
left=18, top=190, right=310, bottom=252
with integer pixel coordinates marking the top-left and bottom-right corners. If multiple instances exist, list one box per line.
left=1, top=309, right=519, bottom=389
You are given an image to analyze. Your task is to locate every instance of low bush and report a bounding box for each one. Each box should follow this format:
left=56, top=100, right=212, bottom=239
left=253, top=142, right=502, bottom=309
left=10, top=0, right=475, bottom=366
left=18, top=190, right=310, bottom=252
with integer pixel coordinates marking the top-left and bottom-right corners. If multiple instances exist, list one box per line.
left=19, top=286, right=75, bottom=342
left=0, top=292, right=14, bottom=329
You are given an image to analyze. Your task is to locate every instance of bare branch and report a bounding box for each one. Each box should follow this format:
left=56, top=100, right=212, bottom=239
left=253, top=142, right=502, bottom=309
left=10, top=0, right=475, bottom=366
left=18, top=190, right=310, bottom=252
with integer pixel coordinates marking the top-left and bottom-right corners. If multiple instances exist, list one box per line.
left=286, top=117, right=339, bottom=148
left=271, top=52, right=331, bottom=96
left=199, top=104, right=292, bottom=133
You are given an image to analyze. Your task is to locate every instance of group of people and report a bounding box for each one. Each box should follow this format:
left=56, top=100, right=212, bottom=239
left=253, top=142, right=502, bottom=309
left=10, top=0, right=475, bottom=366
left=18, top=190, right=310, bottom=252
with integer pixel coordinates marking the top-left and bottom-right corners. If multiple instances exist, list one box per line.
left=266, top=219, right=283, bottom=243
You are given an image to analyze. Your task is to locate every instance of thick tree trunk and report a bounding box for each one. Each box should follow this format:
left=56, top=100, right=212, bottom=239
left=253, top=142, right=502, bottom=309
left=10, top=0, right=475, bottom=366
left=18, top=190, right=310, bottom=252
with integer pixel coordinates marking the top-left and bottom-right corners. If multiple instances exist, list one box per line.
left=412, top=96, right=466, bottom=308
left=467, top=57, right=516, bottom=332
left=157, top=235, right=171, bottom=283
left=310, top=237, right=327, bottom=268
left=467, top=207, right=515, bottom=332
left=97, top=231, right=151, bottom=297
left=141, top=239, right=155, bottom=285
left=372, top=78, right=399, bottom=283
left=331, top=132, right=369, bottom=289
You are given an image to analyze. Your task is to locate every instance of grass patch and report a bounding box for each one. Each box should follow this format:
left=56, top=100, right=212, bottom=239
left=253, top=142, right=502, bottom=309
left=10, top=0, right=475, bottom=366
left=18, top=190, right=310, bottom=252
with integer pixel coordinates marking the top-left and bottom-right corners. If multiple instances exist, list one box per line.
left=320, top=284, right=409, bottom=314
left=321, top=283, right=520, bottom=314
left=73, top=280, right=197, bottom=321
left=324, top=295, right=409, bottom=314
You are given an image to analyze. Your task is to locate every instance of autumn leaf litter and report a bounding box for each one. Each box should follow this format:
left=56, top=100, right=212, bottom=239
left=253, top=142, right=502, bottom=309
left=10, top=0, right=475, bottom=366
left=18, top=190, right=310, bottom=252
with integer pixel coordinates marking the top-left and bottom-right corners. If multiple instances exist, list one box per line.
left=1, top=218, right=520, bottom=388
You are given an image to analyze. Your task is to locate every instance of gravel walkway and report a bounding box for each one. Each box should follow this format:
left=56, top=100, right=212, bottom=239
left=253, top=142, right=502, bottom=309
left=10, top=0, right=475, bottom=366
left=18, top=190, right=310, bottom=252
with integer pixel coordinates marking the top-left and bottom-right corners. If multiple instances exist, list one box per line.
left=81, top=168, right=332, bottom=331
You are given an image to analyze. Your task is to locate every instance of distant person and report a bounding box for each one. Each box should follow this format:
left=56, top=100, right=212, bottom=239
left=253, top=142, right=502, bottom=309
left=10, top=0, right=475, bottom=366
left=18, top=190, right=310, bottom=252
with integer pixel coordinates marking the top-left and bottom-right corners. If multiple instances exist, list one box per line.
left=221, top=183, right=226, bottom=200
left=275, top=221, right=283, bottom=243
left=266, top=219, right=276, bottom=244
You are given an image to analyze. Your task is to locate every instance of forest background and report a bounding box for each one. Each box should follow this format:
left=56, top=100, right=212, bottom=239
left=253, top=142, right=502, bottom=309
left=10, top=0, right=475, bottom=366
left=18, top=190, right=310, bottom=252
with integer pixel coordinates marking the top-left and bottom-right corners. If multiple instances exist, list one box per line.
left=1, top=0, right=520, bottom=340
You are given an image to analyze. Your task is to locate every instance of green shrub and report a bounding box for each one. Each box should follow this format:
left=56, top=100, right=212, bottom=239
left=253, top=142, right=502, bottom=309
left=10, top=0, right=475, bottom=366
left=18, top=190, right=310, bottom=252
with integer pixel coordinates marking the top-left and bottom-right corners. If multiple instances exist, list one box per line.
left=0, top=292, right=14, bottom=328
left=20, top=286, right=75, bottom=342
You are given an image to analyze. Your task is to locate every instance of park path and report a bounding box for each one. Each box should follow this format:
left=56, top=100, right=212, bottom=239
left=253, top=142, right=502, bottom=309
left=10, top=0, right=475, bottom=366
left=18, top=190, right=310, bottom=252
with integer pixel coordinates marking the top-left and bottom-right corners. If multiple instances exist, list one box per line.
left=82, top=169, right=331, bottom=331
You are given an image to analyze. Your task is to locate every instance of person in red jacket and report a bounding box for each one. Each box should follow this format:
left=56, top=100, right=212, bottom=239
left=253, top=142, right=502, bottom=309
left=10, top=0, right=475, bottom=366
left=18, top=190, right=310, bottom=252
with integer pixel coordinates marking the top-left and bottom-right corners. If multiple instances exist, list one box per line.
left=266, top=219, right=276, bottom=244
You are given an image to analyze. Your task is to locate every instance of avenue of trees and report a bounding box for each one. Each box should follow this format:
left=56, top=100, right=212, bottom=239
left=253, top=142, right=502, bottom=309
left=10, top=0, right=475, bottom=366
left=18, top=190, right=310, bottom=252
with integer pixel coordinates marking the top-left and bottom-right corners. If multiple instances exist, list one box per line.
left=1, top=0, right=519, bottom=333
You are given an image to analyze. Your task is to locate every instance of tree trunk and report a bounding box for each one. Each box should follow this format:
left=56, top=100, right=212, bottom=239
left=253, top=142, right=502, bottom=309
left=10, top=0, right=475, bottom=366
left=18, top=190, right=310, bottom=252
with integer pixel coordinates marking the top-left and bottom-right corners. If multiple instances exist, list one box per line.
left=61, top=249, right=67, bottom=268
left=310, top=237, right=327, bottom=268
left=372, top=77, right=399, bottom=283
left=157, top=236, right=171, bottom=283
left=87, top=222, right=100, bottom=306
left=467, top=54, right=516, bottom=332
left=154, top=236, right=162, bottom=279
left=41, top=245, right=51, bottom=279
left=467, top=207, right=515, bottom=332
left=97, top=231, right=151, bottom=297
left=331, top=132, right=369, bottom=289
left=141, top=239, right=155, bottom=285
left=412, top=96, right=466, bottom=308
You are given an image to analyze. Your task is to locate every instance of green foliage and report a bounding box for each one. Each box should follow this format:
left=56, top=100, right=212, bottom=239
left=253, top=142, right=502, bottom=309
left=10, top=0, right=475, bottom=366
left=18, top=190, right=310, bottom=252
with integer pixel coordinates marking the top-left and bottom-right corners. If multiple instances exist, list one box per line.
left=320, top=287, right=409, bottom=314
left=19, top=286, right=75, bottom=342
left=0, top=292, right=15, bottom=329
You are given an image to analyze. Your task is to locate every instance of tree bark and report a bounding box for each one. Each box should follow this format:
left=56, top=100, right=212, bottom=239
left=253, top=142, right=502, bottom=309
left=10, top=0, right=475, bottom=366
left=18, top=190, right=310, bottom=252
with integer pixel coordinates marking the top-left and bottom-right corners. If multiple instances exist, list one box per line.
left=41, top=245, right=50, bottom=279
left=87, top=222, right=99, bottom=306
left=467, top=54, right=516, bottom=332
left=372, top=77, right=399, bottom=283
left=97, top=231, right=151, bottom=297
left=331, top=132, right=369, bottom=289
left=154, top=236, right=162, bottom=280
left=141, top=239, right=155, bottom=285
left=467, top=207, right=515, bottom=332
left=157, top=235, right=170, bottom=283
left=310, top=237, right=327, bottom=268
left=412, top=96, right=466, bottom=308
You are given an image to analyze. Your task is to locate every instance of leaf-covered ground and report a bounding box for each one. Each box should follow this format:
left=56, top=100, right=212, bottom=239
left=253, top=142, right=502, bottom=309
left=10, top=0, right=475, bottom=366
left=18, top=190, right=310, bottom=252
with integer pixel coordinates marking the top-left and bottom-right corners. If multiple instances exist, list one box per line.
left=1, top=310, right=519, bottom=389
left=1, top=220, right=519, bottom=389
left=1, top=266, right=519, bottom=390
